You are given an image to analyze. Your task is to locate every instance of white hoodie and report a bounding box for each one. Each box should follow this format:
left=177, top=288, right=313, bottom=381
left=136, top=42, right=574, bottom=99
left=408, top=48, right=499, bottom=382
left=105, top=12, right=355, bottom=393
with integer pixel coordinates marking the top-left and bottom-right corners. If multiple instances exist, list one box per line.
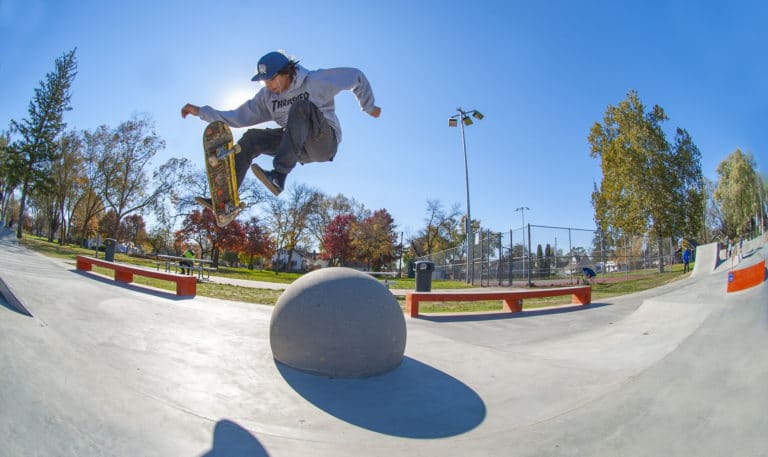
left=198, top=65, right=376, bottom=144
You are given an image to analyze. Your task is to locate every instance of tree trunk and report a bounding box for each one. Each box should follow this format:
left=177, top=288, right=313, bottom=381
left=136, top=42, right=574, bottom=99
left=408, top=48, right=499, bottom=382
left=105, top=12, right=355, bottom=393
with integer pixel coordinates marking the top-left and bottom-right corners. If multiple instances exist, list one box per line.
left=16, top=180, right=29, bottom=239
left=212, top=247, right=220, bottom=268
left=657, top=235, right=665, bottom=273
left=284, top=248, right=295, bottom=272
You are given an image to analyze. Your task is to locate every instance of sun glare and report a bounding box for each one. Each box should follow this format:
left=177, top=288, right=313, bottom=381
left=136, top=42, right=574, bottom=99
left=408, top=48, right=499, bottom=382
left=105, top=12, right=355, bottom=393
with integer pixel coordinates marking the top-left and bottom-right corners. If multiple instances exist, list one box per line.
left=219, top=86, right=256, bottom=109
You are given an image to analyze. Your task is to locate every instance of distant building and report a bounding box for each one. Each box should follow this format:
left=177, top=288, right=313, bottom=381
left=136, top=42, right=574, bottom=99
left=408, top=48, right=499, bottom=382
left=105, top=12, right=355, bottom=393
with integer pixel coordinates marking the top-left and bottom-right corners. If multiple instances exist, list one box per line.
left=272, top=249, right=312, bottom=272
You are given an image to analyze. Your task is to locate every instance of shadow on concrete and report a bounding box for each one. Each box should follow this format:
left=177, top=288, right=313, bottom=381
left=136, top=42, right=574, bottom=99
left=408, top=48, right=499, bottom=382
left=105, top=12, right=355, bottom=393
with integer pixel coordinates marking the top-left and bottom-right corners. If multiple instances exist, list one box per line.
left=416, top=302, right=611, bottom=323
left=0, top=276, right=33, bottom=317
left=200, top=419, right=270, bottom=457
left=71, top=269, right=195, bottom=301
left=277, top=356, right=486, bottom=439
left=0, top=294, right=33, bottom=317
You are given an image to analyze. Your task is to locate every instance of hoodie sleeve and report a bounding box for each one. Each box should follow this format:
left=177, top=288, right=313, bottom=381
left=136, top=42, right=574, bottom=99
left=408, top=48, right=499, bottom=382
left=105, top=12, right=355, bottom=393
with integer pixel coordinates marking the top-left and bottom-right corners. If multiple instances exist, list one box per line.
left=198, top=93, right=271, bottom=128
left=313, top=67, right=377, bottom=114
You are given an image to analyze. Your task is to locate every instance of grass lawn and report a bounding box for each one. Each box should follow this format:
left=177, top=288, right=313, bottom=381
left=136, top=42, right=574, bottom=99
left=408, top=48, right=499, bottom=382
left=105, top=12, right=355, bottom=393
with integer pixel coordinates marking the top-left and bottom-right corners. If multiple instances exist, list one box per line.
left=17, top=234, right=691, bottom=312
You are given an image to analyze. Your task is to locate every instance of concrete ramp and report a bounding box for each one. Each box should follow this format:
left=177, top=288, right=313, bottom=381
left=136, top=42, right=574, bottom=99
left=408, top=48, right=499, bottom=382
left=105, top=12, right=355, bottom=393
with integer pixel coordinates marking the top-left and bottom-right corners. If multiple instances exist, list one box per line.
left=691, top=241, right=723, bottom=277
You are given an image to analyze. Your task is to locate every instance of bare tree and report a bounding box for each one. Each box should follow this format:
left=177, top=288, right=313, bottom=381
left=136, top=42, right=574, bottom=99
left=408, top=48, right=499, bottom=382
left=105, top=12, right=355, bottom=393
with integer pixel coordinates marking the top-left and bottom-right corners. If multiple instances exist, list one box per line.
left=96, top=114, right=172, bottom=239
left=264, top=183, right=321, bottom=271
left=51, top=131, right=84, bottom=243
left=409, top=199, right=462, bottom=257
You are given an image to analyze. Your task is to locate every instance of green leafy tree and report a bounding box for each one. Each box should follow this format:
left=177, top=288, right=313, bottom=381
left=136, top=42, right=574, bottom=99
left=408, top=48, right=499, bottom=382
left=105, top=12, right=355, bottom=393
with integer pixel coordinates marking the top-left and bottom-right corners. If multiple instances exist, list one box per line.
left=589, top=90, right=704, bottom=271
left=545, top=243, right=555, bottom=273
left=0, top=132, right=19, bottom=223
left=9, top=49, right=78, bottom=239
left=535, top=244, right=544, bottom=278
left=713, top=149, right=762, bottom=238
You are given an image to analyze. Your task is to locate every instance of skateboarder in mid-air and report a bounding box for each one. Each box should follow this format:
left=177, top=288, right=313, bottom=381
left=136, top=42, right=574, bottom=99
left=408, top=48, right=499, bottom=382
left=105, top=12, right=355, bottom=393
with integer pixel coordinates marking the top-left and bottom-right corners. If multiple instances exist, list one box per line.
left=181, top=50, right=381, bottom=201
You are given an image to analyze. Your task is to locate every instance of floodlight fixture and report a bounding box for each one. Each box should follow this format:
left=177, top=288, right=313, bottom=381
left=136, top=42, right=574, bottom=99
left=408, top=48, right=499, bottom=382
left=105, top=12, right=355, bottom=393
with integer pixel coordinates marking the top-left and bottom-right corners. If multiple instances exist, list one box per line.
left=447, top=107, right=483, bottom=283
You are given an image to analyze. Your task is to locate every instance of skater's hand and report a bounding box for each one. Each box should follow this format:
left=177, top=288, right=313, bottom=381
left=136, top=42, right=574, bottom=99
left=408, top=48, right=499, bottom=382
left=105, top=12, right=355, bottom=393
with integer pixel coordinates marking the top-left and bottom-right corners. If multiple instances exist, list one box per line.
left=181, top=103, right=200, bottom=119
left=368, top=106, right=381, bottom=118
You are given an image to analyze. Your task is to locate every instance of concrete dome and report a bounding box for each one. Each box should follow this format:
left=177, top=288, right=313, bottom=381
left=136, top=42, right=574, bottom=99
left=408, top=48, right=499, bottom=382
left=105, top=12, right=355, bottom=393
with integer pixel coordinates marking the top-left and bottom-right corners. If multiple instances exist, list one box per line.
left=269, top=267, right=407, bottom=378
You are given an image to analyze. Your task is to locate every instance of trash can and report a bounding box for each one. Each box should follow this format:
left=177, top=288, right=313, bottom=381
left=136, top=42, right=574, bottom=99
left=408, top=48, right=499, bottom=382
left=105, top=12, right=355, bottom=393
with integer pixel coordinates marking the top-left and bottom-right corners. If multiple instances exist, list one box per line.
left=415, top=261, right=435, bottom=292
left=104, top=238, right=117, bottom=262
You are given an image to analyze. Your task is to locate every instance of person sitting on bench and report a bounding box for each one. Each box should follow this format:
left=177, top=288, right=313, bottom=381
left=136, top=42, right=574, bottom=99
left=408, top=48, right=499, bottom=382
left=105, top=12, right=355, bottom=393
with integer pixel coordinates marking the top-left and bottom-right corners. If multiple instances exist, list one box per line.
left=180, top=246, right=195, bottom=275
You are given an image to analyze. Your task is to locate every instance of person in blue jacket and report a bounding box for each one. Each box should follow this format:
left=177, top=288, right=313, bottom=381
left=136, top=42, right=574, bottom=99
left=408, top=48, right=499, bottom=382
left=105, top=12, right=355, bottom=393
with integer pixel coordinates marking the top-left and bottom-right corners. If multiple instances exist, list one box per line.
left=181, top=51, right=381, bottom=200
left=682, top=248, right=691, bottom=273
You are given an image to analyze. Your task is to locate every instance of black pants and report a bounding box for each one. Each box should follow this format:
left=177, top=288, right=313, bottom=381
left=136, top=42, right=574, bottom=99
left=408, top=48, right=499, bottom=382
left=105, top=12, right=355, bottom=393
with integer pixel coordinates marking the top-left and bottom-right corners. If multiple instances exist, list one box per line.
left=233, top=99, right=338, bottom=188
left=180, top=260, right=193, bottom=275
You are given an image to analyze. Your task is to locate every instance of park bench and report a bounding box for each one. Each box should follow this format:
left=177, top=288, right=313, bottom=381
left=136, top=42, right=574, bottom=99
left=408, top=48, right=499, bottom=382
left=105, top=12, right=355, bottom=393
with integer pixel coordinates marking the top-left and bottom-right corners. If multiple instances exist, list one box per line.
left=404, top=285, right=591, bottom=317
left=154, top=260, right=192, bottom=275
left=156, top=254, right=216, bottom=281
left=76, top=255, right=196, bottom=296
left=181, top=264, right=217, bottom=281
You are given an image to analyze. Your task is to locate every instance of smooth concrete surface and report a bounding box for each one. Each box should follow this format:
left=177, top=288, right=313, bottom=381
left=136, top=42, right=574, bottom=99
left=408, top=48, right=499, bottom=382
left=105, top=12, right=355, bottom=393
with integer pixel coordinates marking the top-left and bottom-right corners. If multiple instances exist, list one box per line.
left=270, top=267, right=406, bottom=378
left=691, top=241, right=722, bottom=277
left=1, top=228, right=766, bottom=456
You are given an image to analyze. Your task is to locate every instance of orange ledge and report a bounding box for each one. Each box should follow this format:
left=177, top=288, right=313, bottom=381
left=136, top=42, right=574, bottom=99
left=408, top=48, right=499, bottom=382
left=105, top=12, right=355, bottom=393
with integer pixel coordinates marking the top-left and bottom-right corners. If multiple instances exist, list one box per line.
left=405, top=286, right=591, bottom=317
left=726, top=260, right=766, bottom=293
left=76, top=255, right=196, bottom=296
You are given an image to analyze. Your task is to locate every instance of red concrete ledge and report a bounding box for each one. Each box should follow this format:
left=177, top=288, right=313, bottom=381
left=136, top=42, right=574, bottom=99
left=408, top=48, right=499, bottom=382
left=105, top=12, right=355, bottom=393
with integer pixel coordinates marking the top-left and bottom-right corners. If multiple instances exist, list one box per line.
left=405, top=286, right=591, bottom=318
left=76, top=255, right=196, bottom=296
left=726, top=259, right=766, bottom=293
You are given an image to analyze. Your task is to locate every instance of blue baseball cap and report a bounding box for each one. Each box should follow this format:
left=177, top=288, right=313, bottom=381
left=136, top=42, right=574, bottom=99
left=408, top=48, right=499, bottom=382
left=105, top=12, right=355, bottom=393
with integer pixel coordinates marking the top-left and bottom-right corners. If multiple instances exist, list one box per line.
left=251, top=51, right=292, bottom=81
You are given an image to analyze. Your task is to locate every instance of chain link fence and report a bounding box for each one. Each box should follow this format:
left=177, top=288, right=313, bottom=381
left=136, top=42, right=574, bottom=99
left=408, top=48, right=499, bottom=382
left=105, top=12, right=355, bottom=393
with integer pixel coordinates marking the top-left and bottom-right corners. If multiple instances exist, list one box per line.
left=414, top=224, right=687, bottom=286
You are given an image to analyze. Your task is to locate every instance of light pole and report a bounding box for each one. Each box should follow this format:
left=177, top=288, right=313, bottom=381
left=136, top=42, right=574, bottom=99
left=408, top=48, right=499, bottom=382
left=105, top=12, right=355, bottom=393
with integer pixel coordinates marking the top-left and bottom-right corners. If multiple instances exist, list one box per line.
left=449, top=107, right=484, bottom=283
left=515, top=206, right=530, bottom=286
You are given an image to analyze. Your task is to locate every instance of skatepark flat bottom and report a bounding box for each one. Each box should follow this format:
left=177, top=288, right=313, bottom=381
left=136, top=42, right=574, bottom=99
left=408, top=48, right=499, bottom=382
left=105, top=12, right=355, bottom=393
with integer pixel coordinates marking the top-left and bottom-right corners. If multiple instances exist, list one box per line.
left=1, top=228, right=766, bottom=457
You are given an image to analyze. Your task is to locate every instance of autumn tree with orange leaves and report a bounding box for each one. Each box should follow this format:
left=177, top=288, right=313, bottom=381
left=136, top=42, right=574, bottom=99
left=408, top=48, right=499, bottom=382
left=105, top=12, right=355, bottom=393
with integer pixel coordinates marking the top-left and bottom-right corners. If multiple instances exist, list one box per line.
left=175, top=209, right=245, bottom=267
left=241, top=216, right=274, bottom=269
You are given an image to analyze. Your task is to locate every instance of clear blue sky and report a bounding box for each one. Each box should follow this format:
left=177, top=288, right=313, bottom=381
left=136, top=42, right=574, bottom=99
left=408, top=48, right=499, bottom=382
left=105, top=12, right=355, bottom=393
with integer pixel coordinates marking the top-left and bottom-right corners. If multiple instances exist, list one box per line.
left=2, top=0, right=766, bottom=244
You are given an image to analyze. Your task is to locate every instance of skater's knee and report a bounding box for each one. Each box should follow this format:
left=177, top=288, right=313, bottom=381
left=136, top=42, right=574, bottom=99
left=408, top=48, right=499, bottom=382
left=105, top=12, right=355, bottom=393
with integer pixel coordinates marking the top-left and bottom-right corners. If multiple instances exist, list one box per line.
left=238, top=128, right=281, bottom=153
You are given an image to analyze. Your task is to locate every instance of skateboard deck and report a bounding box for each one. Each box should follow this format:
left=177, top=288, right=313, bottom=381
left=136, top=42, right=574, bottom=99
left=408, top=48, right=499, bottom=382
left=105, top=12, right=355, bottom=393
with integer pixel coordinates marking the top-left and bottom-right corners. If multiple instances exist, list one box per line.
left=203, top=121, right=244, bottom=227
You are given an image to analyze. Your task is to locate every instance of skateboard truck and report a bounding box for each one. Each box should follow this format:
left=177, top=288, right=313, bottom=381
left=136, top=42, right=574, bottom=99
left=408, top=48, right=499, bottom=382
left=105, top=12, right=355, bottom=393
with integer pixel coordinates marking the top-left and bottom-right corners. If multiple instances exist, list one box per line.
left=215, top=201, right=246, bottom=227
left=208, top=144, right=241, bottom=167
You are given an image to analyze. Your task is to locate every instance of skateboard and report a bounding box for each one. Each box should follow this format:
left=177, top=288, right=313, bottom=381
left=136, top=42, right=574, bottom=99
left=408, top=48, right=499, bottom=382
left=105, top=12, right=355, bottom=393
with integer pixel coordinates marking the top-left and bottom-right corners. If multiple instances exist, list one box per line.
left=203, top=121, right=245, bottom=227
